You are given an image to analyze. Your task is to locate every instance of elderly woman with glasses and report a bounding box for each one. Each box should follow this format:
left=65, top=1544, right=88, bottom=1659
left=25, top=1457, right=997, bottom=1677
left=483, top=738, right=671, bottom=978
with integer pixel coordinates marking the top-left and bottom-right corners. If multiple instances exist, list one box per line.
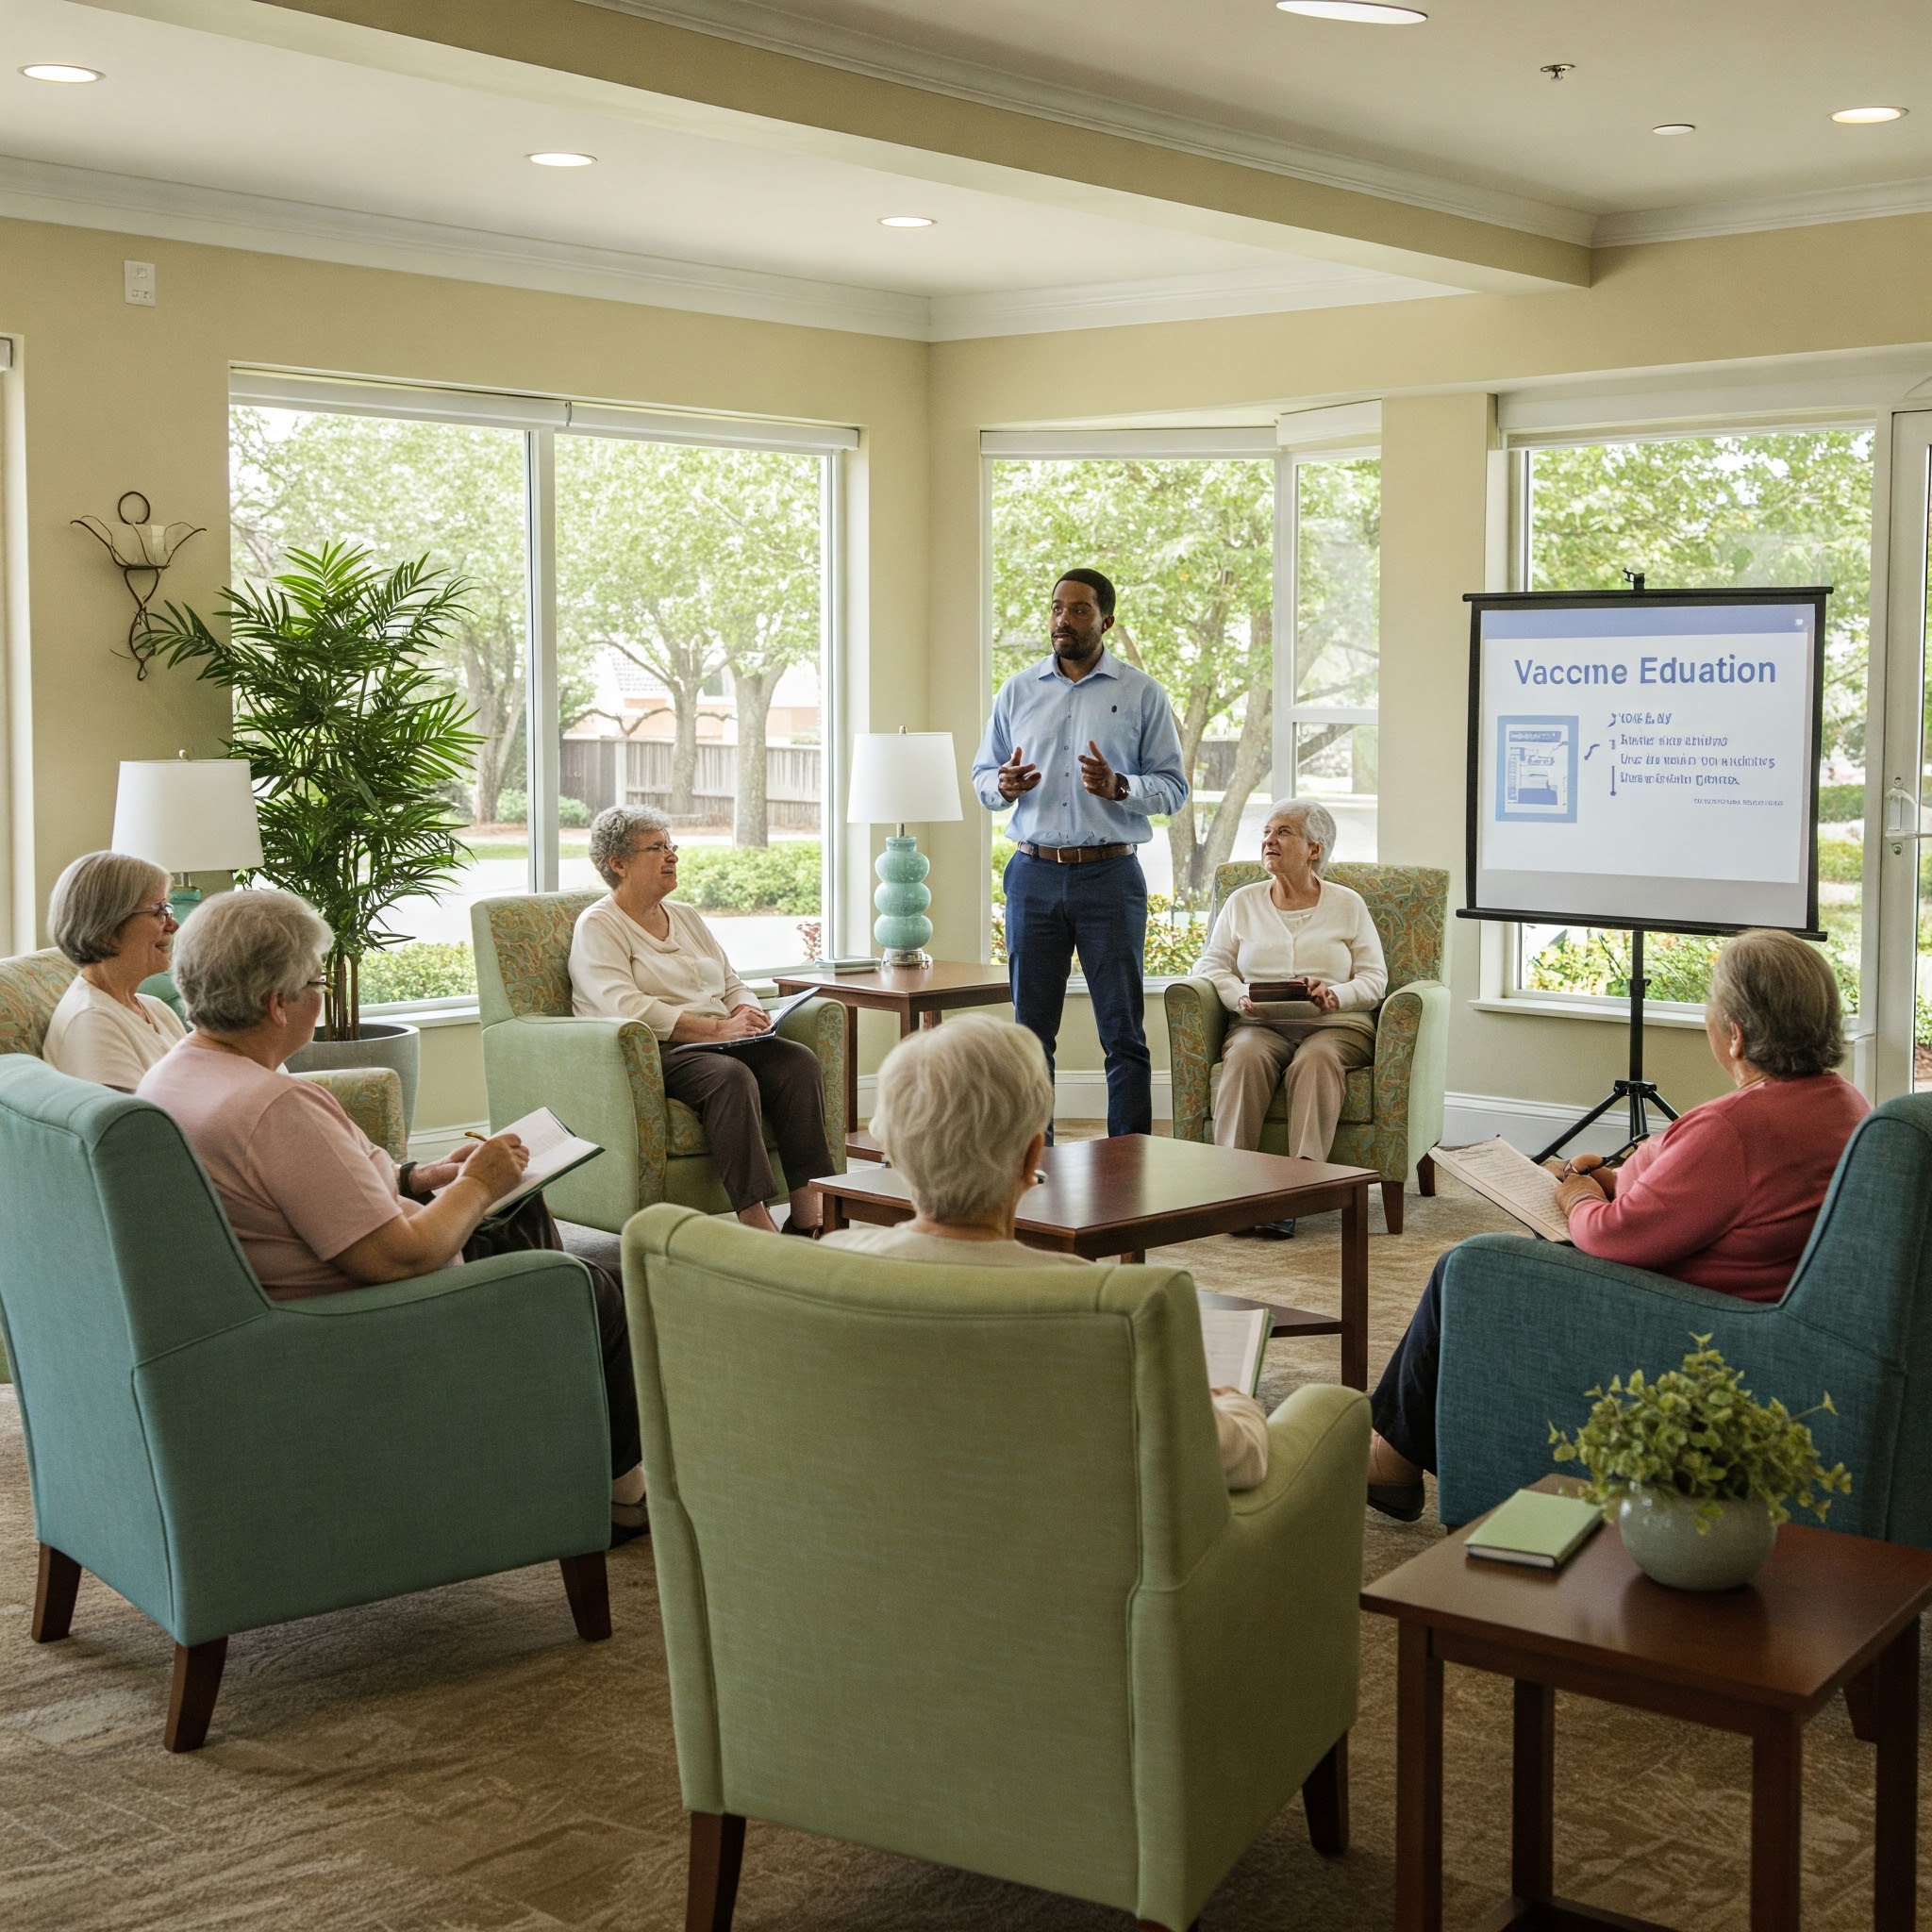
left=824, top=1015, right=1271, bottom=1490
left=570, top=805, right=834, bottom=1237
left=42, top=850, right=189, bottom=1090
left=139, top=889, right=649, bottom=1542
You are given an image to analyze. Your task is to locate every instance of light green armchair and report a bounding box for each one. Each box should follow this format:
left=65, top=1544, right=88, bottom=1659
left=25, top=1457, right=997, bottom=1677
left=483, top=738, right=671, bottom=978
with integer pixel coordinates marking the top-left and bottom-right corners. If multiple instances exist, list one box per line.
left=472, top=891, right=846, bottom=1235
left=0, top=1057, right=613, bottom=1751
left=0, top=946, right=405, bottom=1383
left=625, top=1203, right=1370, bottom=1932
left=1165, top=861, right=1450, bottom=1234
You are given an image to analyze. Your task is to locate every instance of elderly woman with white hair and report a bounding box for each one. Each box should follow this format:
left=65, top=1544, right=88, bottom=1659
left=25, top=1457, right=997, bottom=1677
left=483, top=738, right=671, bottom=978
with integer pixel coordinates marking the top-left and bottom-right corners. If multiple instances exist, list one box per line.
left=42, top=851, right=188, bottom=1089
left=570, top=805, right=833, bottom=1237
left=138, top=889, right=649, bottom=1542
left=824, top=1016, right=1272, bottom=1490
left=1193, top=798, right=1387, bottom=1237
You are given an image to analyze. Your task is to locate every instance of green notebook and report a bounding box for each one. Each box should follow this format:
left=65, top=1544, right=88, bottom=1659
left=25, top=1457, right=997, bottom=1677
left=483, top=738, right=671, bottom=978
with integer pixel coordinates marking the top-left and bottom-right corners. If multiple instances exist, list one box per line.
left=1465, top=1489, right=1604, bottom=1571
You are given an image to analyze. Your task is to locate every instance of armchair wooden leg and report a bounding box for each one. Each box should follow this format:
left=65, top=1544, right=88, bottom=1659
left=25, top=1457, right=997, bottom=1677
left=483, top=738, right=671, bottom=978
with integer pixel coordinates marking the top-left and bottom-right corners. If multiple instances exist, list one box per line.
left=1302, top=1734, right=1350, bottom=1855
left=163, top=1637, right=227, bottom=1753
left=687, top=1812, right=745, bottom=1932
left=31, top=1543, right=81, bottom=1642
left=1381, top=1180, right=1405, bottom=1236
left=1417, top=1153, right=1437, bottom=1197
left=559, top=1552, right=611, bottom=1641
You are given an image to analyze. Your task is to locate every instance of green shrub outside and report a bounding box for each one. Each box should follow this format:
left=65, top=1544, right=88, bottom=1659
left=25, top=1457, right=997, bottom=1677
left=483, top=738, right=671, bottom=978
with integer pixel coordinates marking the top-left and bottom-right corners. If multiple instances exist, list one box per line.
left=1816, top=782, right=1865, bottom=824
left=491, top=791, right=589, bottom=828
left=1523, top=924, right=1862, bottom=1019
left=675, top=841, right=821, bottom=915
left=989, top=892, right=1205, bottom=975
left=358, top=941, right=478, bottom=1005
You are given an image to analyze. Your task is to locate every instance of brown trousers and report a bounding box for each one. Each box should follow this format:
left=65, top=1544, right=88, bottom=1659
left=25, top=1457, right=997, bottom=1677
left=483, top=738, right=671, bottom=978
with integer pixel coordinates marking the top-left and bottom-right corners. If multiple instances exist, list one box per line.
left=1212, top=1015, right=1374, bottom=1162
left=660, top=1037, right=835, bottom=1210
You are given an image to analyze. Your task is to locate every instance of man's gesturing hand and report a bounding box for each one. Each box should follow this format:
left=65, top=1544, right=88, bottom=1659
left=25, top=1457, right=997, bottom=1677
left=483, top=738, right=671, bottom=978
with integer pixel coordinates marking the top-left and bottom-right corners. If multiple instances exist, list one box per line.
left=998, top=744, right=1041, bottom=800
left=1077, top=740, right=1124, bottom=801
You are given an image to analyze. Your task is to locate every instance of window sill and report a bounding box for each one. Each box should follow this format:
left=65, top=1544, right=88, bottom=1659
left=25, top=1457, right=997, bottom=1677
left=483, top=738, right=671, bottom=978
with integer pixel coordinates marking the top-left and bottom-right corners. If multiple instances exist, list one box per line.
left=1470, top=996, right=1707, bottom=1030
left=365, top=1002, right=481, bottom=1029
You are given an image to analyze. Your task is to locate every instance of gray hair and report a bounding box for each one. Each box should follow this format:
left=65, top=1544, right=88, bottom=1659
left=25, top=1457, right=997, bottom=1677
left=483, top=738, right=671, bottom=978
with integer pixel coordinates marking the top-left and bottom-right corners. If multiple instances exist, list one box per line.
left=1707, top=928, right=1844, bottom=1080
left=172, top=890, right=333, bottom=1034
left=588, top=805, right=672, bottom=889
left=871, top=1017, right=1056, bottom=1226
left=47, top=851, right=170, bottom=966
left=1267, top=798, right=1339, bottom=876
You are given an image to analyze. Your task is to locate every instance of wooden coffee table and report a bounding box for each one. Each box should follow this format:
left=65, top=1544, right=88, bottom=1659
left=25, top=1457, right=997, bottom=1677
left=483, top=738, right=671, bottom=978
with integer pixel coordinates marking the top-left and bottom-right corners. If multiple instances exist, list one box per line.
left=1361, top=1475, right=1932, bottom=1931
left=810, top=1134, right=1376, bottom=1388
left=770, top=961, right=1014, bottom=1159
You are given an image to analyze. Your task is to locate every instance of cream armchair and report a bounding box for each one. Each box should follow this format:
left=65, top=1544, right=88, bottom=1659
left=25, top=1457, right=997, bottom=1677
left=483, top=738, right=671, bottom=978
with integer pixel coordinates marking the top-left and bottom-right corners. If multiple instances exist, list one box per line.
left=1165, top=861, right=1449, bottom=1233
left=471, top=891, right=846, bottom=1235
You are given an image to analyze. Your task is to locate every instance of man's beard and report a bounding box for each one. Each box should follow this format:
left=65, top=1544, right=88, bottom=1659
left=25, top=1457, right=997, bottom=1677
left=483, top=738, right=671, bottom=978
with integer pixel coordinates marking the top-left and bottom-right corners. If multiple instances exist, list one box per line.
left=1053, top=631, right=1098, bottom=660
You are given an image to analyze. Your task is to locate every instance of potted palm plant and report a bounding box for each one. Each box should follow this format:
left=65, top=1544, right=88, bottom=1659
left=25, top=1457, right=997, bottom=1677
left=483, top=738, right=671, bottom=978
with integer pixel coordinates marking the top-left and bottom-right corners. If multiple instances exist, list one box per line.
left=145, top=542, right=480, bottom=1127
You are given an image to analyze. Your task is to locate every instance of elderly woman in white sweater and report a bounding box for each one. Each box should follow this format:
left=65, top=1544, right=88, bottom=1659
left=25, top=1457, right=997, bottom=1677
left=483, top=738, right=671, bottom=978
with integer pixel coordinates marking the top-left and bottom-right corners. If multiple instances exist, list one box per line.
left=1195, top=801, right=1386, bottom=1230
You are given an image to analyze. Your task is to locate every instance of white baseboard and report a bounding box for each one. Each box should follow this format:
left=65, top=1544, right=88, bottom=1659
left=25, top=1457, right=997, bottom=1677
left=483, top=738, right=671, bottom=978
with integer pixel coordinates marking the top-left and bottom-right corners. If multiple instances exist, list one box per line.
left=421, top=1087, right=1637, bottom=1163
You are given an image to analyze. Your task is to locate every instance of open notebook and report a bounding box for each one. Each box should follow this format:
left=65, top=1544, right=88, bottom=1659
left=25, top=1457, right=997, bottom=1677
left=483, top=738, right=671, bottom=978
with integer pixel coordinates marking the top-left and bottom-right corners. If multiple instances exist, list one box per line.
left=432, top=1107, right=603, bottom=1222
left=1429, top=1138, right=1574, bottom=1243
left=1198, top=1306, right=1270, bottom=1396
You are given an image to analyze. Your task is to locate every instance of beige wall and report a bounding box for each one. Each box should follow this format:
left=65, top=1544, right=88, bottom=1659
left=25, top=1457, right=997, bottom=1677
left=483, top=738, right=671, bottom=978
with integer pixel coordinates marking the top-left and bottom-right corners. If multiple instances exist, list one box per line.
left=6, top=209, right=1926, bottom=1129
left=0, top=214, right=929, bottom=1127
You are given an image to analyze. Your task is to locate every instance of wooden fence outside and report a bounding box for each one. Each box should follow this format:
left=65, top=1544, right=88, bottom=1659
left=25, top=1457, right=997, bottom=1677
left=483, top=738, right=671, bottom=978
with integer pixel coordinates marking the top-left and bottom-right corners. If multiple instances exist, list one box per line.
left=559, top=738, right=822, bottom=831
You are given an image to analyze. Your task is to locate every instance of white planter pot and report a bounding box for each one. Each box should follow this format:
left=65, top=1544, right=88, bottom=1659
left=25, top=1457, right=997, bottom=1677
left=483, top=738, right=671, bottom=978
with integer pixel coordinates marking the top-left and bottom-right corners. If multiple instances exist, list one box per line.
left=1617, top=1487, right=1776, bottom=1591
left=288, top=1021, right=421, bottom=1133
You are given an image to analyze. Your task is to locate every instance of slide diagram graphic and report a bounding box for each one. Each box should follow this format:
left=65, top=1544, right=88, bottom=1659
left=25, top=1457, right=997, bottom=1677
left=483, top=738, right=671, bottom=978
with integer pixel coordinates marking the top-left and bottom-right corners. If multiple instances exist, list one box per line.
left=1497, top=717, right=1576, bottom=822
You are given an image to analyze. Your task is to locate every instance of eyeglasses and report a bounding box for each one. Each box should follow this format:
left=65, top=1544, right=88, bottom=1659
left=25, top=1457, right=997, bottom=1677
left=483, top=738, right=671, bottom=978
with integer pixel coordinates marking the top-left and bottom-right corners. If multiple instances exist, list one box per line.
left=632, top=840, right=679, bottom=858
left=142, top=899, right=176, bottom=922
left=301, top=978, right=327, bottom=991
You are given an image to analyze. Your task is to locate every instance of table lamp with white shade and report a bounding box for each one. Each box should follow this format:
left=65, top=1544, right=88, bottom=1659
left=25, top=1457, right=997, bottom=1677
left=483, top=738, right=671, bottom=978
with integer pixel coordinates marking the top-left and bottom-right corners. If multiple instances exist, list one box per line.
left=111, top=755, right=264, bottom=927
left=846, top=729, right=961, bottom=969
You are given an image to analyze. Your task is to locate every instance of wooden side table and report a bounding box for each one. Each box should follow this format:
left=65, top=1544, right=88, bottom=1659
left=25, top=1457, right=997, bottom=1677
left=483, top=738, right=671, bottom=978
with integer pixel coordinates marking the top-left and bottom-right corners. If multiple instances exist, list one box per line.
left=1361, top=1476, right=1932, bottom=1931
left=770, top=961, right=1013, bottom=1158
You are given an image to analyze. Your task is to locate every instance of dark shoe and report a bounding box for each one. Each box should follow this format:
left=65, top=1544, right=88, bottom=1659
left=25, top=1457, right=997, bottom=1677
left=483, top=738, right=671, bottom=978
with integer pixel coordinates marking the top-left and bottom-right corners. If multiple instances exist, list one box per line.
left=1367, top=1480, right=1425, bottom=1524
left=1233, top=1218, right=1298, bottom=1240
left=780, top=1218, right=822, bottom=1239
left=610, top=1499, right=651, bottom=1546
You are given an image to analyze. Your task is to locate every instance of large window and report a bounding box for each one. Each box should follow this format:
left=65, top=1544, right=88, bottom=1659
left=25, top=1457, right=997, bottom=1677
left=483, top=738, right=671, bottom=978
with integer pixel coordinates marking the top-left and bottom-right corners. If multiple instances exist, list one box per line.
left=1510, top=426, right=1874, bottom=1013
left=985, top=441, right=1379, bottom=971
left=230, top=385, right=841, bottom=1005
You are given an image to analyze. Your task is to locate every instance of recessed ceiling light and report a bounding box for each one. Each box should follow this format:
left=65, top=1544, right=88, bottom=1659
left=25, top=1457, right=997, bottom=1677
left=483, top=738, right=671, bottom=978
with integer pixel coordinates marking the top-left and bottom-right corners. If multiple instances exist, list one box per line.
left=1275, top=1, right=1427, bottom=22
left=1830, top=106, right=1906, bottom=125
left=879, top=214, right=935, bottom=228
left=20, top=63, right=103, bottom=84
left=1652, top=123, right=1697, bottom=136
left=527, top=150, right=595, bottom=168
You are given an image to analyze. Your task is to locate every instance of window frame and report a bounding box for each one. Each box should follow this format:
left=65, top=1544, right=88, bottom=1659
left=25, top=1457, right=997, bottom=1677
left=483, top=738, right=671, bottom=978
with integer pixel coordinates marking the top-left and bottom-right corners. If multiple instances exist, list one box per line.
left=228, top=370, right=855, bottom=1018
left=1496, top=413, right=1881, bottom=1026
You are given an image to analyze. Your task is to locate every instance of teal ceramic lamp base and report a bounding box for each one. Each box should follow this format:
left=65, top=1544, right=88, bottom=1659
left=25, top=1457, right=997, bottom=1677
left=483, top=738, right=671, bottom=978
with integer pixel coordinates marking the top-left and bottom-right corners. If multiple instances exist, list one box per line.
left=873, top=834, right=934, bottom=969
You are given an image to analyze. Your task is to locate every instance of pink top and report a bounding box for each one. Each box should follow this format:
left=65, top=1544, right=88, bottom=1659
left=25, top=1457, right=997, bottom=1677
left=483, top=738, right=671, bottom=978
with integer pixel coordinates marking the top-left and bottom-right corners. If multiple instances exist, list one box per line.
left=1567, top=1073, right=1869, bottom=1302
left=138, top=1041, right=419, bottom=1299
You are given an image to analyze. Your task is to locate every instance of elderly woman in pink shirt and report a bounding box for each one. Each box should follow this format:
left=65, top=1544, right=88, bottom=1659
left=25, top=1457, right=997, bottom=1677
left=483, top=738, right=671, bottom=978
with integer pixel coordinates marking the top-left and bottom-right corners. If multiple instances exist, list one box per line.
left=1365, top=928, right=1869, bottom=1523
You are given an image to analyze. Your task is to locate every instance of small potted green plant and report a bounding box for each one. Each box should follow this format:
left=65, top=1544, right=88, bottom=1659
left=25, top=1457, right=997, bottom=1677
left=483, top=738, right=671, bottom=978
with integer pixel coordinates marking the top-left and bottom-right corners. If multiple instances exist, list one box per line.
left=1549, top=1336, right=1851, bottom=1591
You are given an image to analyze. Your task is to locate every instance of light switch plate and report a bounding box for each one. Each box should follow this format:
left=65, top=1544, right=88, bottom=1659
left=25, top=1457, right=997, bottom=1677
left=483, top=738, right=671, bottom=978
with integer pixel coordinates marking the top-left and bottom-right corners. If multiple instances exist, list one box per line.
left=124, top=260, right=156, bottom=307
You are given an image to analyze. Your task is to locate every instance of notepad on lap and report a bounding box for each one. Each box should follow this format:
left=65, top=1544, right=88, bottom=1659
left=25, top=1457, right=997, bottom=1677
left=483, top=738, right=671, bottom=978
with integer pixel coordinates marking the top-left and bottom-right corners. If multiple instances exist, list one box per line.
left=1464, top=1488, right=1604, bottom=1570
left=435, top=1106, right=604, bottom=1221
left=1429, top=1138, right=1574, bottom=1243
left=1198, top=1307, right=1270, bottom=1396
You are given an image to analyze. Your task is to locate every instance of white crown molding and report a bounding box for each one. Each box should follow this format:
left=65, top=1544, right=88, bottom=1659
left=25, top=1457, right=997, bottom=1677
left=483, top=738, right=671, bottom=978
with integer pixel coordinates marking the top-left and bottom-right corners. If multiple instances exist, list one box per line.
left=0, top=153, right=930, bottom=340
left=585, top=0, right=1595, bottom=249
left=930, top=261, right=1457, bottom=341
left=1594, top=174, right=1932, bottom=248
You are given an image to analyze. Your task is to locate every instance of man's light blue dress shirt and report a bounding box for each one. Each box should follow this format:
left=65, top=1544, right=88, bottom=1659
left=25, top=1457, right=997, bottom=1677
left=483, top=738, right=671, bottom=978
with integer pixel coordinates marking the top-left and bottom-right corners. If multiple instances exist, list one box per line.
left=971, top=648, right=1189, bottom=847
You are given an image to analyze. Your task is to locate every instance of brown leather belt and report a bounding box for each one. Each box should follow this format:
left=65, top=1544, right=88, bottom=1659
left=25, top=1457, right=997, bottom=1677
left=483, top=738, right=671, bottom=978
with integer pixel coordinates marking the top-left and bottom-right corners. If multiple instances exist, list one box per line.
left=1015, top=841, right=1133, bottom=864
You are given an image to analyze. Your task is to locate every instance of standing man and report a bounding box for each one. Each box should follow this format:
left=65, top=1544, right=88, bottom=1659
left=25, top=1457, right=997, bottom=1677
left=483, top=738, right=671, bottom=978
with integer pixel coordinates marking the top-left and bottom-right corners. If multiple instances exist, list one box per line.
left=972, top=568, right=1188, bottom=1138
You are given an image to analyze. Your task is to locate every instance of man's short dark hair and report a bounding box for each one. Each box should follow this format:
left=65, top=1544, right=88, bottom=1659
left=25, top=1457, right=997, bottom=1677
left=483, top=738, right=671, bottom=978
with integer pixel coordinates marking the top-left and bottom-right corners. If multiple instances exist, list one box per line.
left=1054, top=568, right=1116, bottom=619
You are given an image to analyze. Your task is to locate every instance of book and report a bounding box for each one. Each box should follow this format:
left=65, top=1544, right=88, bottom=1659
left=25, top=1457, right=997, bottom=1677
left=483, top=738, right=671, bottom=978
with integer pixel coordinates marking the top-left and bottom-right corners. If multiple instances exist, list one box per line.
left=1198, top=1305, right=1270, bottom=1396
left=1247, top=978, right=1311, bottom=1003
left=1428, top=1137, right=1574, bottom=1243
left=683, top=987, right=819, bottom=1052
left=1465, top=1488, right=1604, bottom=1570
left=435, top=1106, right=604, bottom=1221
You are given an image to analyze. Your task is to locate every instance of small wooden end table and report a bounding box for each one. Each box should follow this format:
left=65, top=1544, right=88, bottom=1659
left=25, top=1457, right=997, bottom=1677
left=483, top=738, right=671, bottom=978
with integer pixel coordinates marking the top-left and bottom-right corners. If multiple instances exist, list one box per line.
left=1361, top=1475, right=1932, bottom=1931
left=811, top=1134, right=1375, bottom=1388
left=770, top=961, right=1013, bottom=1159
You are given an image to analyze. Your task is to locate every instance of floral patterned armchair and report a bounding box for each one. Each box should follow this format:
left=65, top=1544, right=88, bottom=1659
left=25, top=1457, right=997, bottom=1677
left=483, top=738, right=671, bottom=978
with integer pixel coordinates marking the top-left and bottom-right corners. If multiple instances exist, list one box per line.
left=1164, top=862, right=1449, bottom=1233
left=471, top=891, right=846, bottom=1236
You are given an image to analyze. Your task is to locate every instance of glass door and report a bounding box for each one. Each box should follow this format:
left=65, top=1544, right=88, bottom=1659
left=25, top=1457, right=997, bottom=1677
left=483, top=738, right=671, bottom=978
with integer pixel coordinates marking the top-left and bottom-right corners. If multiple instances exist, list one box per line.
left=1875, top=411, right=1932, bottom=1097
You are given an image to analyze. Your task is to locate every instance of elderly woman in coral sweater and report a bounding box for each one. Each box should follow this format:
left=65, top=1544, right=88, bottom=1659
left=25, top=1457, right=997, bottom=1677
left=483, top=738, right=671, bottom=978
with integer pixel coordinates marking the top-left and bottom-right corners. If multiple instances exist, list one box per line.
left=1365, top=927, right=1869, bottom=1522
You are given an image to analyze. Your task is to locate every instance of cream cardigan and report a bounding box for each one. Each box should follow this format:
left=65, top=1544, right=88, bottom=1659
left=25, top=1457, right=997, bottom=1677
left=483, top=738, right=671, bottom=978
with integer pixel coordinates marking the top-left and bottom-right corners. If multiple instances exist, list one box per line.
left=1195, top=877, right=1387, bottom=1020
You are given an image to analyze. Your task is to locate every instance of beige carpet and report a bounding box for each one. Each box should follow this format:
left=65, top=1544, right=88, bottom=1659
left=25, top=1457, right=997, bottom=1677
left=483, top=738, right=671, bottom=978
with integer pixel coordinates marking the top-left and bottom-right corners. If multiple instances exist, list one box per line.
left=1, top=1173, right=1923, bottom=1930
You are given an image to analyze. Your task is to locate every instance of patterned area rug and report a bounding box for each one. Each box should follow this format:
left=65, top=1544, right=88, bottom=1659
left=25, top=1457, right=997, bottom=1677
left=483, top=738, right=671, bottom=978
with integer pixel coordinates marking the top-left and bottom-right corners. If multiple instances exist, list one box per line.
left=0, top=1170, right=1919, bottom=1930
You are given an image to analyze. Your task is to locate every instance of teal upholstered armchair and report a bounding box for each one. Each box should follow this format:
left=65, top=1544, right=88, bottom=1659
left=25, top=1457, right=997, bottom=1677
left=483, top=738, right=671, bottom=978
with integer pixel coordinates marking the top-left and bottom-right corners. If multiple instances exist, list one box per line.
left=1165, top=862, right=1450, bottom=1232
left=625, top=1204, right=1370, bottom=1932
left=1436, top=1093, right=1932, bottom=1541
left=0, top=1057, right=615, bottom=1749
left=472, top=891, right=846, bottom=1235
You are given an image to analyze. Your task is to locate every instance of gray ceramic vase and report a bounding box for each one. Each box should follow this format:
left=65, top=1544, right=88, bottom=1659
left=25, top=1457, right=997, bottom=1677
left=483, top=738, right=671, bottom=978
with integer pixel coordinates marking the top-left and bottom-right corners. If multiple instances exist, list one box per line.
left=289, top=1020, right=421, bottom=1135
left=1617, top=1487, right=1777, bottom=1591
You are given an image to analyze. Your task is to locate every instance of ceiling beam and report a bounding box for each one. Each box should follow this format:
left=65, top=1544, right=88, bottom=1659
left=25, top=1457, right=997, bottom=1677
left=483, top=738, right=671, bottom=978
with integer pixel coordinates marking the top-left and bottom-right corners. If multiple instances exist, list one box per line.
left=81, top=0, right=1591, bottom=293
